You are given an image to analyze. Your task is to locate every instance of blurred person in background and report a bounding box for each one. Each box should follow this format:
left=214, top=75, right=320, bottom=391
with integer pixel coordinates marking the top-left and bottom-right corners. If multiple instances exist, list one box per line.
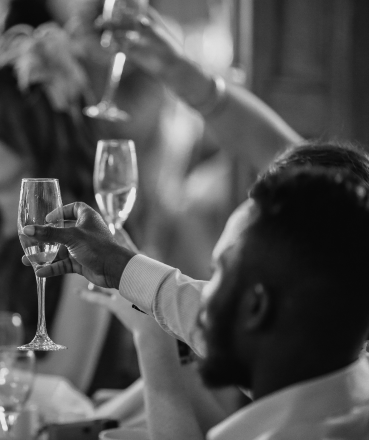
left=61, top=0, right=276, bottom=404
left=63, top=0, right=227, bottom=394
left=0, top=0, right=247, bottom=399
left=9, top=0, right=297, bottom=423
left=67, top=0, right=300, bottom=418
left=96, top=2, right=302, bottom=280
left=0, top=0, right=127, bottom=394
left=68, top=0, right=298, bottom=417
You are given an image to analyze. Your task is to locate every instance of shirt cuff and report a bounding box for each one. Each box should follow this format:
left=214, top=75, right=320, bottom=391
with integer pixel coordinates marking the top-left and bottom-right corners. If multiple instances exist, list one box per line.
left=119, top=254, right=175, bottom=316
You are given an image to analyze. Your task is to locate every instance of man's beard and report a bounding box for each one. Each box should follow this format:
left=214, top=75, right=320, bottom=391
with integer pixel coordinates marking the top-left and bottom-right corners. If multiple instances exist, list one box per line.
left=196, top=263, right=252, bottom=390
left=197, top=325, right=251, bottom=390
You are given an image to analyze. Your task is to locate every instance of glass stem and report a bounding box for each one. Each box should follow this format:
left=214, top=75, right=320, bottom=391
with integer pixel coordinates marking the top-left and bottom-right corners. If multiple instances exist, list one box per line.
left=35, top=276, right=48, bottom=337
left=101, top=52, right=126, bottom=105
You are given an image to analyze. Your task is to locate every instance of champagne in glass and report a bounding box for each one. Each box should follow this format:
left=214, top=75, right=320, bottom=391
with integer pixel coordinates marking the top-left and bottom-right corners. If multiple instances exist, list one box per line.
left=17, top=178, right=66, bottom=351
left=94, top=139, right=138, bottom=237
left=0, top=349, right=35, bottom=437
left=83, top=0, right=147, bottom=122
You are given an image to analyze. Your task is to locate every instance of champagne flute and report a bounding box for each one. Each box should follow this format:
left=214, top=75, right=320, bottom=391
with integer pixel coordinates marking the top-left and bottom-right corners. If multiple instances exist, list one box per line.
left=94, top=139, right=138, bottom=238
left=0, top=349, right=35, bottom=437
left=17, top=178, right=66, bottom=351
left=83, top=0, right=147, bottom=122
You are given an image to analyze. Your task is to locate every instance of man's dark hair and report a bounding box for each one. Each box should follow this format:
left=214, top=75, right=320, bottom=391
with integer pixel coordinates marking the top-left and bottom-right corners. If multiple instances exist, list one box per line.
left=251, top=140, right=369, bottom=196
left=249, top=166, right=369, bottom=340
left=201, top=166, right=369, bottom=388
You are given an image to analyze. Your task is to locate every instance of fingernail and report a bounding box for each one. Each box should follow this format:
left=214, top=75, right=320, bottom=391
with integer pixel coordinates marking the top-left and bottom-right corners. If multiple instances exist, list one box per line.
left=23, top=225, right=35, bottom=236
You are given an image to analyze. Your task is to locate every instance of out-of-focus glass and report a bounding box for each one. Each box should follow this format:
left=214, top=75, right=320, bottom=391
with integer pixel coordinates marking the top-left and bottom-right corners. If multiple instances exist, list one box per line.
left=83, top=0, right=148, bottom=122
left=94, top=139, right=138, bottom=235
left=0, top=349, right=35, bottom=437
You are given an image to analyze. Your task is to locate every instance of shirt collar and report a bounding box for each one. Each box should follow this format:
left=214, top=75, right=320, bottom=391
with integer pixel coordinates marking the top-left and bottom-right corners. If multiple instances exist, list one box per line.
left=208, top=356, right=369, bottom=440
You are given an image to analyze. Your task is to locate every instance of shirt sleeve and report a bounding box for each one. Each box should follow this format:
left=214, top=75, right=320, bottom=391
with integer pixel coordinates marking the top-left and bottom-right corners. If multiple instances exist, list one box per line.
left=119, top=254, right=207, bottom=356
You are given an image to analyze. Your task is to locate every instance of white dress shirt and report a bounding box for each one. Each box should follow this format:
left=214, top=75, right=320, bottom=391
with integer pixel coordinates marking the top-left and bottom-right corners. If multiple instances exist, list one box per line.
left=207, top=356, right=369, bottom=440
left=119, top=254, right=206, bottom=356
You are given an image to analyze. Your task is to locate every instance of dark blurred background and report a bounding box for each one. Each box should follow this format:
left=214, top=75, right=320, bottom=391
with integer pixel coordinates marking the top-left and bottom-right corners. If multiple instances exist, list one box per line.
left=226, top=0, right=369, bottom=207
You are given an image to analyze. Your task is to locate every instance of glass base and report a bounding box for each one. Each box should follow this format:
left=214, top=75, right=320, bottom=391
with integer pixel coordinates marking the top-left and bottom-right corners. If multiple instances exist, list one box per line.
left=18, top=334, right=66, bottom=351
left=83, top=103, right=130, bottom=122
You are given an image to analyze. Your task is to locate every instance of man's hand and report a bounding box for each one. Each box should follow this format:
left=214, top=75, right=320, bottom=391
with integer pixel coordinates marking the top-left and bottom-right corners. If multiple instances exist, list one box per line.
left=21, top=202, right=135, bottom=289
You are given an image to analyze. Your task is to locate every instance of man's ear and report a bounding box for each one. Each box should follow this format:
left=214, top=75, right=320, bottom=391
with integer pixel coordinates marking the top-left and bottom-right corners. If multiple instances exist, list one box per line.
left=238, top=284, right=271, bottom=331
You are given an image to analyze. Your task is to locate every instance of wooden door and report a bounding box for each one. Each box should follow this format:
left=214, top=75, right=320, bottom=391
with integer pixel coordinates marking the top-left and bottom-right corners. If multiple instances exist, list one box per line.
left=251, top=0, right=354, bottom=141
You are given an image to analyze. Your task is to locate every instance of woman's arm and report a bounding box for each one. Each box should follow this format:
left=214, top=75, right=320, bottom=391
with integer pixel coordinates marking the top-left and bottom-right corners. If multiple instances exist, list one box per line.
left=112, top=12, right=303, bottom=171
left=157, top=56, right=302, bottom=171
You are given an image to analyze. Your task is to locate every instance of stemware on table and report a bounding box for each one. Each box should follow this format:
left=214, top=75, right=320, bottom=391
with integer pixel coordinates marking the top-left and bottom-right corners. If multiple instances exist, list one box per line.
left=17, top=178, right=66, bottom=351
left=83, top=0, right=147, bottom=122
left=0, top=349, right=35, bottom=437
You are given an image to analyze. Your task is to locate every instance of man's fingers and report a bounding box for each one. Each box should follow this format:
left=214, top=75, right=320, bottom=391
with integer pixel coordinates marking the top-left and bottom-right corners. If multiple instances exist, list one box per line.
left=23, top=224, right=74, bottom=246
left=34, top=257, right=80, bottom=278
left=72, top=202, right=91, bottom=220
left=45, top=202, right=87, bottom=223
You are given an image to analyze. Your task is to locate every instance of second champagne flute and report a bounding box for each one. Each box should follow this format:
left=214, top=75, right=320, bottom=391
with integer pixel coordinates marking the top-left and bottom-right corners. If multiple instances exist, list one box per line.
left=0, top=349, right=35, bottom=438
left=83, top=0, right=147, bottom=122
left=17, top=178, right=66, bottom=351
left=94, top=139, right=138, bottom=238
